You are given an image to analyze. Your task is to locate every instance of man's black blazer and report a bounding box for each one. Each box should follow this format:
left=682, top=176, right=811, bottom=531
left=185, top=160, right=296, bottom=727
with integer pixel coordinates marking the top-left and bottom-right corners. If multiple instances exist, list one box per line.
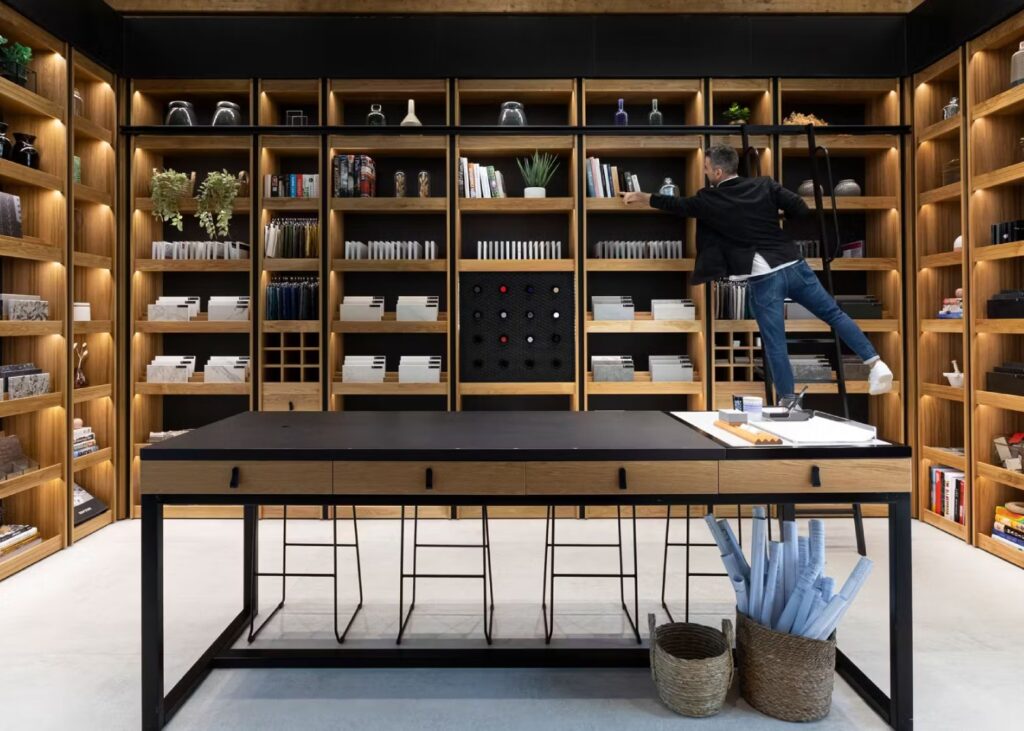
left=650, top=176, right=809, bottom=284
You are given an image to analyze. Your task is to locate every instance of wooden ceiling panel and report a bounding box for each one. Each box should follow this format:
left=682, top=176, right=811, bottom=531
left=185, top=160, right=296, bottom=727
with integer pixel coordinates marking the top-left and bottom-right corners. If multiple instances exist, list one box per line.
left=105, top=1, right=926, bottom=14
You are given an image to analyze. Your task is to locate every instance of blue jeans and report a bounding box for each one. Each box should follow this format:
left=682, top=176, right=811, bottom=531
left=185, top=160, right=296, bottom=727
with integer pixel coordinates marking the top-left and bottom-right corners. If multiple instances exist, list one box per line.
left=747, top=260, right=879, bottom=399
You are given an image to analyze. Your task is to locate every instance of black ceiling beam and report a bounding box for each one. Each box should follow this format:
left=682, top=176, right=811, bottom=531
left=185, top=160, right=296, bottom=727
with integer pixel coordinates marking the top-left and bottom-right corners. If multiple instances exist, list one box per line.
left=2, top=0, right=121, bottom=72
left=908, top=0, right=1024, bottom=71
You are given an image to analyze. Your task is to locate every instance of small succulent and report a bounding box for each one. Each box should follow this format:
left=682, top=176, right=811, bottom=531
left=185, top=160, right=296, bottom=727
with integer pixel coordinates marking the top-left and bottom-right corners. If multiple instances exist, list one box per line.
left=516, top=150, right=560, bottom=190
left=723, top=102, right=751, bottom=125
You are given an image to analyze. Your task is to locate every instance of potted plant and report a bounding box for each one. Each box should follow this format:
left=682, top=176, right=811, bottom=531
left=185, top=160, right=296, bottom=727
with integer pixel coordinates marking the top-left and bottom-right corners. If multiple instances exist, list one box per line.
left=723, top=102, right=751, bottom=125
left=0, top=36, right=32, bottom=88
left=196, top=169, right=242, bottom=238
left=516, top=150, right=559, bottom=198
left=149, top=168, right=193, bottom=231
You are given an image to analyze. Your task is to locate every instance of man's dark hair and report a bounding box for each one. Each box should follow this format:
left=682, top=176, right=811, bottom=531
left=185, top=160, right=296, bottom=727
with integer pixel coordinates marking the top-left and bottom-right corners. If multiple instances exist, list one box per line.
left=706, top=144, right=739, bottom=175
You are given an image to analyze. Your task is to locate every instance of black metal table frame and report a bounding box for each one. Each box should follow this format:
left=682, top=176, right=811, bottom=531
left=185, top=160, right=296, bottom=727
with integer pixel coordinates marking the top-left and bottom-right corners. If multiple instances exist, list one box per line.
left=141, top=490, right=912, bottom=731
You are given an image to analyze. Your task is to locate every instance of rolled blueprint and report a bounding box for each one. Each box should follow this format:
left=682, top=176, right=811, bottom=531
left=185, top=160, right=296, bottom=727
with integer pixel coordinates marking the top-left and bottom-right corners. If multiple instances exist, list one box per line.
left=748, top=507, right=768, bottom=620
left=783, top=520, right=799, bottom=601
left=760, top=541, right=782, bottom=627
left=719, top=519, right=750, bottom=581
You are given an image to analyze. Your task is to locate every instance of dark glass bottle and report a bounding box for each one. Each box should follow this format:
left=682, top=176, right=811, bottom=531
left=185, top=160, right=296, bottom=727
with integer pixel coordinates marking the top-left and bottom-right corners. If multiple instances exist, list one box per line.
left=13, top=133, right=39, bottom=169
left=0, top=122, right=12, bottom=160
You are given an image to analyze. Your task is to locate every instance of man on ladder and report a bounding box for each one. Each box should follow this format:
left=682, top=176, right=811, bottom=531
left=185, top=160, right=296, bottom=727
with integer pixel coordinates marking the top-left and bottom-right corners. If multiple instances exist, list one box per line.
left=621, top=143, right=893, bottom=400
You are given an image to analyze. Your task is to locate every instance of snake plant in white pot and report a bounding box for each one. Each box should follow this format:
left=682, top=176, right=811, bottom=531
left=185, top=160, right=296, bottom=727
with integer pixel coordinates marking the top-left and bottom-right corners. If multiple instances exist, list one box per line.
left=517, top=150, right=559, bottom=198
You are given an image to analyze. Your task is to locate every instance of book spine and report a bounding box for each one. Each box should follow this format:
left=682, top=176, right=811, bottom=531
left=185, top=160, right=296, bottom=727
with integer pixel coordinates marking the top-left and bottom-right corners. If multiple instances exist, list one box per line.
left=487, top=166, right=498, bottom=197
left=585, top=158, right=595, bottom=197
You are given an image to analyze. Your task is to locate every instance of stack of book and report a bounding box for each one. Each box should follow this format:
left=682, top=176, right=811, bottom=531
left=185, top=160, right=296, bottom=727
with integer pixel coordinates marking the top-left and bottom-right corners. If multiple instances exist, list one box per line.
left=992, top=504, right=1024, bottom=551
left=475, top=240, right=562, bottom=260
left=150, top=240, right=249, bottom=260
left=343, top=240, right=438, bottom=260
left=264, top=218, right=319, bottom=258
left=458, top=158, right=507, bottom=198
left=72, top=482, right=108, bottom=526
left=592, top=240, right=685, bottom=259
left=928, top=465, right=966, bottom=525
left=263, top=173, right=320, bottom=198
left=585, top=157, right=642, bottom=197
left=332, top=154, right=377, bottom=197
left=0, top=523, right=40, bottom=561
left=73, top=425, right=99, bottom=459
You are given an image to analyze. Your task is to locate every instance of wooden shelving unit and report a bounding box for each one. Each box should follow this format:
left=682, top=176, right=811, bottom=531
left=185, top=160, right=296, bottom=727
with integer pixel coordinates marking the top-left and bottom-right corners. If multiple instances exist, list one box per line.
left=967, top=11, right=1024, bottom=566
left=70, top=51, right=118, bottom=539
left=0, top=5, right=68, bottom=579
left=128, top=81, right=254, bottom=517
left=914, top=49, right=970, bottom=541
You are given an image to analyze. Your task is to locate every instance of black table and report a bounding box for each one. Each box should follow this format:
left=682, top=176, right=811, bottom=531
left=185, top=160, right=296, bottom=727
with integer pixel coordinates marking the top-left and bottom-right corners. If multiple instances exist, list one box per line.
left=140, top=410, right=913, bottom=730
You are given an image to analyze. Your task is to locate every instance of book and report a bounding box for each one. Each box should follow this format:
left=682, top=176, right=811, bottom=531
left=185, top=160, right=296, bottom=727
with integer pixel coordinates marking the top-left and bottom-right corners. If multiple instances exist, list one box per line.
left=0, top=523, right=36, bottom=549
left=991, top=530, right=1024, bottom=551
left=585, top=160, right=595, bottom=197
left=495, top=170, right=506, bottom=198
left=591, top=157, right=604, bottom=197
left=487, top=166, right=498, bottom=198
left=611, top=165, right=621, bottom=197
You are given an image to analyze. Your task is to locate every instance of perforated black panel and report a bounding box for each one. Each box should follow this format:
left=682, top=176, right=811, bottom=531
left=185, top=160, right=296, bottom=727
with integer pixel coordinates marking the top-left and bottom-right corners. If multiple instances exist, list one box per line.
left=459, top=272, right=575, bottom=382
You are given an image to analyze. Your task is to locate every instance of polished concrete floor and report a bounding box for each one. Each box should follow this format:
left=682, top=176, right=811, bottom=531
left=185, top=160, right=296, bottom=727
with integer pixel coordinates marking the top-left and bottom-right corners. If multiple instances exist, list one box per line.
left=1, top=514, right=1021, bottom=730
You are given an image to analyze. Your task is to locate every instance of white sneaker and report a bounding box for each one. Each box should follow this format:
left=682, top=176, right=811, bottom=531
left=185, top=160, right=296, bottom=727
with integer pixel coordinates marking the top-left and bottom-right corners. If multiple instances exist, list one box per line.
left=868, top=360, right=893, bottom=395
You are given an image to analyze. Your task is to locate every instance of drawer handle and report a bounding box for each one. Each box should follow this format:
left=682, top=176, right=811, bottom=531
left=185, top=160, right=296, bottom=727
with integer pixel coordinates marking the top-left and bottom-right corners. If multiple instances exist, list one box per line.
left=425, top=467, right=433, bottom=490
left=229, top=466, right=240, bottom=489
left=288, top=400, right=295, bottom=411
left=810, top=465, right=822, bottom=488
left=618, top=467, right=628, bottom=491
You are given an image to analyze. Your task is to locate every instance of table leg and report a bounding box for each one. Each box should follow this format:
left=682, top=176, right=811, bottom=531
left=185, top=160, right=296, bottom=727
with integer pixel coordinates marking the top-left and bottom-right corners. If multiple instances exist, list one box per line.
left=889, top=493, right=914, bottom=729
left=243, top=504, right=257, bottom=618
left=141, top=494, right=164, bottom=730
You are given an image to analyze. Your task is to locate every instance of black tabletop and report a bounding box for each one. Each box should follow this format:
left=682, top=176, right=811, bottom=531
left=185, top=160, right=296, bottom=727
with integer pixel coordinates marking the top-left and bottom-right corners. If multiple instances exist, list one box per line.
left=141, top=410, right=726, bottom=461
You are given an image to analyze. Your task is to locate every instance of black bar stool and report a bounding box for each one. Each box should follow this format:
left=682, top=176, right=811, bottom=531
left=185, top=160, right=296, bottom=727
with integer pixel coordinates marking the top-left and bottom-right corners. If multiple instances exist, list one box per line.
left=660, top=504, right=739, bottom=622
left=397, top=504, right=494, bottom=645
left=542, top=501, right=640, bottom=645
left=248, top=505, right=363, bottom=643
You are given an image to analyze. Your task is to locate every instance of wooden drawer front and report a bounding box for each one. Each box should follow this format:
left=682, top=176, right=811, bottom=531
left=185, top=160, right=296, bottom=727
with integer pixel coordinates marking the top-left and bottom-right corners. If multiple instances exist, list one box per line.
left=525, top=461, right=718, bottom=495
left=719, top=458, right=911, bottom=494
left=142, top=460, right=332, bottom=495
left=262, top=384, right=321, bottom=412
left=334, top=461, right=526, bottom=495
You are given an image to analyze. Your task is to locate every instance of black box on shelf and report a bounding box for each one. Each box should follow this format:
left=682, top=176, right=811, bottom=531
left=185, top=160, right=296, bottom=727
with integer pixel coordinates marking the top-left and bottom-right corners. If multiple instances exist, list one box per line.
left=835, top=295, right=882, bottom=319
left=987, top=363, right=1024, bottom=396
left=987, top=290, right=1024, bottom=318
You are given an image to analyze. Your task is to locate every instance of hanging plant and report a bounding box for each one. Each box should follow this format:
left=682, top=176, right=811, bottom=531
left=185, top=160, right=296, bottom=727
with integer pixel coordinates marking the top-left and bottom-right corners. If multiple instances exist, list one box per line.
left=149, top=168, right=192, bottom=231
left=196, top=169, right=241, bottom=239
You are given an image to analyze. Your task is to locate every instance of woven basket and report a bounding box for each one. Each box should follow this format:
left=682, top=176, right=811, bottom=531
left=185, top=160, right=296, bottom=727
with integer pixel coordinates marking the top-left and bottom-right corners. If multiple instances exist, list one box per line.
left=648, top=613, right=734, bottom=718
left=735, top=611, right=836, bottom=722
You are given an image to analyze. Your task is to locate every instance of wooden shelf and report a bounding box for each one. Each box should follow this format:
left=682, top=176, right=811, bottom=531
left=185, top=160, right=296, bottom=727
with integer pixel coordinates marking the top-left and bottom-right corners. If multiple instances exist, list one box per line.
left=459, top=197, right=574, bottom=213
left=0, top=320, right=62, bottom=336
left=0, top=235, right=62, bottom=262
left=135, top=377, right=251, bottom=396
left=73, top=384, right=112, bottom=404
left=262, top=319, right=320, bottom=333
left=806, top=257, right=899, bottom=271
left=0, top=536, right=62, bottom=583
left=973, top=241, right=1024, bottom=262
left=73, top=116, right=114, bottom=145
left=585, top=198, right=661, bottom=213
left=920, top=382, right=965, bottom=402
left=919, top=182, right=962, bottom=206
left=972, top=162, right=1024, bottom=192
left=922, top=445, right=967, bottom=470
left=457, top=135, right=575, bottom=154
left=975, top=319, right=1024, bottom=334
left=73, top=446, right=113, bottom=472
left=976, top=461, right=1024, bottom=492
left=972, top=82, right=1024, bottom=120
left=714, top=319, right=898, bottom=333
left=262, top=198, right=320, bottom=211
left=74, top=182, right=113, bottom=207
left=328, top=134, right=448, bottom=154
left=583, top=135, right=702, bottom=156
left=458, top=259, right=575, bottom=272
left=74, top=320, right=112, bottom=335
left=586, top=373, right=703, bottom=395
left=0, top=75, right=64, bottom=120
left=920, top=251, right=963, bottom=268
left=74, top=251, right=113, bottom=269
left=585, top=258, right=694, bottom=272
left=801, top=196, right=898, bottom=211
left=135, top=259, right=251, bottom=272
left=0, top=158, right=63, bottom=192
left=333, top=313, right=448, bottom=333
left=135, top=318, right=250, bottom=334
left=330, top=197, right=445, bottom=213
left=331, top=258, right=446, bottom=272
left=921, top=509, right=969, bottom=541
left=977, top=533, right=1024, bottom=569
left=72, top=511, right=113, bottom=543
left=332, top=373, right=448, bottom=396
left=133, top=135, right=252, bottom=152
left=917, top=116, right=961, bottom=143
left=458, top=381, right=575, bottom=397
left=0, top=391, right=63, bottom=419
left=585, top=313, right=701, bottom=333
left=792, top=380, right=901, bottom=395
left=135, top=197, right=252, bottom=213
left=0, top=464, right=63, bottom=502
left=976, top=390, right=1024, bottom=413
left=921, top=318, right=963, bottom=333
left=263, top=257, right=320, bottom=272
left=780, top=134, right=897, bottom=153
